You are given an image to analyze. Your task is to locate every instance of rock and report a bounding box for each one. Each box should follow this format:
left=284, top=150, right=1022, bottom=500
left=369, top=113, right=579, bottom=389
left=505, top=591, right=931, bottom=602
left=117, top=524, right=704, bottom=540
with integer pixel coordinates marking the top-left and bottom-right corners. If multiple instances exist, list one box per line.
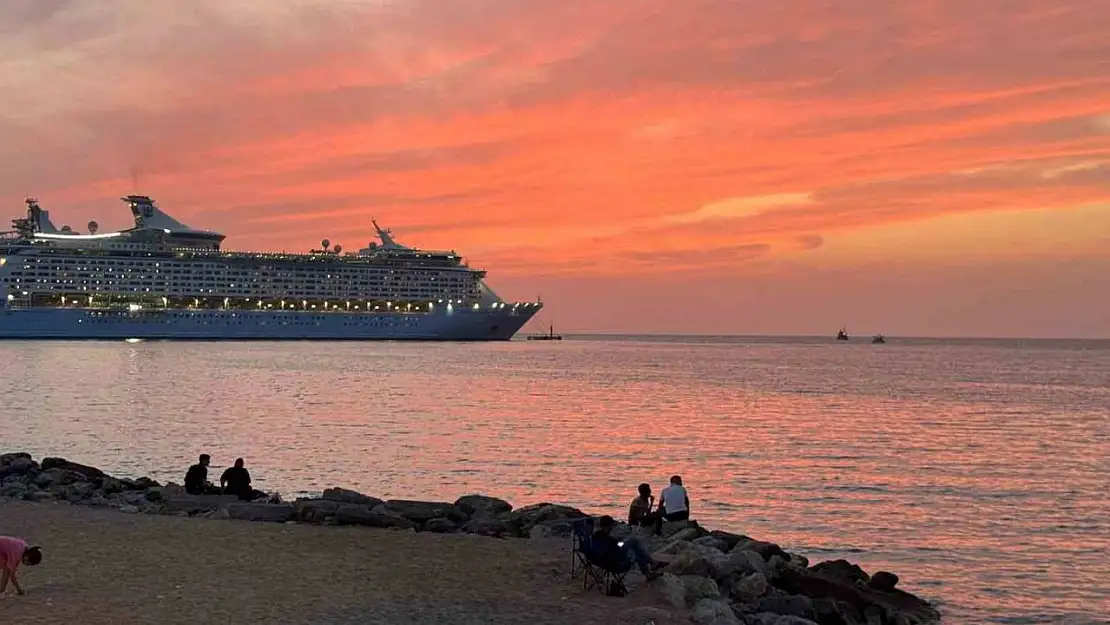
left=769, top=618, right=819, bottom=625
left=508, top=503, right=588, bottom=536
left=161, top=494, right=240, bottom=515
left=379, top=500, right=467, bottom=524
left=462, top=514, right=513, bottom=537
left=734, top=539, right=789, bottom=562
left=454, top=494, right=512, bottom=517
left=100, top=477, right=125, bottom=495
left=134, top=477, right=161, bottom=489
left=423, top=517, right=458, bottom=533
left=658, top=573, right=687, bottom=609
left=810, top=560, right=870, bottom=584
left=1, top=482, right=28, bottom=498
left=730, top=572, right=769, bottom=603
left=709, top=530, right=749, bottom=551
left=653, top=527, right=704, bottom=556
left=34, top=468, right=83, bottom=488
left=867, top=571, right=898, bottom=592
left=333, top=504, right=416, bottom=529
left=773, top=566, right=939, bottom=625
left=682, top=575, right=722, bottom=602
left=757, top=595, right=815, bottom=620
left=120, top=504, right=140, bottom=514
left=691, top=597, right=739, bottom=625
left=711, top=549, right=773, bottom=581
left=811, top=598, right=859, bottom=625
left=321, top=487, right=382, bottom=507
left=29, top=491, right=55, bottom=502
left=665, top=550, right=714, bottom=577
left=695, top=535, right=731, bottom=552
left=0, top=456, right=37, bottom=477
left=205, top=508, right=231, bottom=520
left=225, top=503, right=297, bottom=523
left=789, top=553, right=810, bottom=568
left=293, top=498, right=340, bottom=523
left=661, top=518, right=704, bottom=538
left=40, top=457, right=105, bottom=479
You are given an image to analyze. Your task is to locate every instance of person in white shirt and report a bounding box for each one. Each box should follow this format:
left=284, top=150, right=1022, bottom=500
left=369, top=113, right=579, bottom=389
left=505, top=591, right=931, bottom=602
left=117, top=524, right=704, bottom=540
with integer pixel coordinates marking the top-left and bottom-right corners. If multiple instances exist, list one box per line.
left=658, top=475, right=690, bottom=529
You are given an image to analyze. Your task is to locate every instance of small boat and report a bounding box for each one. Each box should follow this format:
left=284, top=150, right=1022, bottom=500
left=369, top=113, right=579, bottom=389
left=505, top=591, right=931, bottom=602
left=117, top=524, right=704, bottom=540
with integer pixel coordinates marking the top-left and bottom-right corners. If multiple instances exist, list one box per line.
left=527, top=324, right=563, bottom=341
left=836, top=327, right=849, bottom=341
left=872, top=334, right=886, bottom=344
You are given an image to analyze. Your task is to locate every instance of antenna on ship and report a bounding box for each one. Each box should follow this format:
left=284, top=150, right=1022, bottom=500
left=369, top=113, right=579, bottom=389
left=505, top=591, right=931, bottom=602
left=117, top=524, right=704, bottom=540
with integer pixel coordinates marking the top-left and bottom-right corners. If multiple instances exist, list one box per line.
left=130, top=166, right=142, bottom=194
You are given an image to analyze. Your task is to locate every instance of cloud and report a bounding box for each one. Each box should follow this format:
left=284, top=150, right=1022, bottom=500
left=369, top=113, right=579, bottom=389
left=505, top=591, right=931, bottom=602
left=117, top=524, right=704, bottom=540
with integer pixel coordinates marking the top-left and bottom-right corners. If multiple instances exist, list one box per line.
left=666, top=193, right=814, bottom=225
left=1, top=0, right=1109, bottom=334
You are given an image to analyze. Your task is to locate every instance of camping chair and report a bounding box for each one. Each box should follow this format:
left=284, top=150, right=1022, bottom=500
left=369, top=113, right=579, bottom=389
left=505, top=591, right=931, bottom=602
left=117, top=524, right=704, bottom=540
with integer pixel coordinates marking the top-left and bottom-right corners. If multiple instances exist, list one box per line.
left=570, top=517, right=630, bottom=595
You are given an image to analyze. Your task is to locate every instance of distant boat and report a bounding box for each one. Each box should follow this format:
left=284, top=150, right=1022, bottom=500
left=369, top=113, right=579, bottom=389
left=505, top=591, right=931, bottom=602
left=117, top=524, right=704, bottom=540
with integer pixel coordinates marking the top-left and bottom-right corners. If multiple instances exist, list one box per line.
left=872, top=334, right=886, bottom=344
left=527, top=324, right=563, bottom=341
left=836, top=327, right=849, bottom=341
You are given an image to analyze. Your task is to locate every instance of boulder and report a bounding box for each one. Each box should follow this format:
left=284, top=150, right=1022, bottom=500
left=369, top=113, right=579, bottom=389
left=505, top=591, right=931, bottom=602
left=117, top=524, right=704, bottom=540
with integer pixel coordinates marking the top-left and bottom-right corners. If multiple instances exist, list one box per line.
left=691, top=597, right=739, bottom=625
left=733, top=539, right=789, bottom=562
left=730, top=572, right=769, bottom=603
left=423, top=517, right=458, bottom=533
left=711, top=550, right=771, bottom=581
left=162, top=494, right=241, bottom=515
left=811, top=598, right=860, bottom=625
left=867, top=571, right=899, bottom=592
left=658, top=573, right=687, bottom=609
left=322, top=487, right=382, bottom=507
left=454, top=494, right=512, bottom=517
left=34, top=468, right=83, bottom=488
left=773, top=566, right=939, bottom=624
left=29, top=491, right=54, bottom=502
left=333, top=504, right=416, bottom=529
left=682, top=575, right=722, bottom=603
left=756, top=595, right=815, bottom=620
left=810, top=560, right=870, bottom=584
left=508, top=503, right=588, bottom=536
left=379, top=500, right=467, bottom=524
left=665, top=550, right=714, bottom=577
left=709, top=530, right=750, bottom=551
left=695, top=535, right=731, bottom=552
left=293, top=498, right=341, bottom=523
left=0, top=456, right=37, bottom=478
left=41, top=457, right=105, bottom=479
left=100, top=477, right=125, bottom=495
left=120, top=504, right=140, bottom=514
left=462, top=514, right=513, bottom=537
left=225, top=503, right=297, bottom=523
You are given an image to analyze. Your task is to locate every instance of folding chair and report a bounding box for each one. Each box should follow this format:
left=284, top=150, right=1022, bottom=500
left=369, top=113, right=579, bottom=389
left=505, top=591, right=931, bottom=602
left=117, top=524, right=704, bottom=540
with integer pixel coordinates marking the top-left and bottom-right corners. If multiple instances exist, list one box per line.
left=570, top=517, right=631, bottom=595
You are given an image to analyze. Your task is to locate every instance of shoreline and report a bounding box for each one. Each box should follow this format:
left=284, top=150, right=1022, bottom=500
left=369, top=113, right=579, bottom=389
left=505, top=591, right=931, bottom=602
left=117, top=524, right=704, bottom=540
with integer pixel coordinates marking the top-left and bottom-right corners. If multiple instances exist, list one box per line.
left=2, top=452, right=941, bottom=625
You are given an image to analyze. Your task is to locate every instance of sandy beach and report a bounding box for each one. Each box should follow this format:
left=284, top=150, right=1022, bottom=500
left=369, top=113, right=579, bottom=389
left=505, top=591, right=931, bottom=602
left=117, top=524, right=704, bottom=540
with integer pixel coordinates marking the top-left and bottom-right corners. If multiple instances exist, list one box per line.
left=0, top=500, right=675, bottom=625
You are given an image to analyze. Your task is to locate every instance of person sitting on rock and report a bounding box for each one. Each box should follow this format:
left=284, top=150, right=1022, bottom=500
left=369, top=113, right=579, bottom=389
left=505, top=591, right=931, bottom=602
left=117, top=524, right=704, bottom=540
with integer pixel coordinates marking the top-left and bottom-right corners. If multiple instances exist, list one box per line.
left=0, top=536, right=42, bottom=596
left=592, top=515, right=663, bottom=581
left=627, top=483, right=660, bottom=530
left=184, top=454, right=217, bottom=495
left=657, top=475, right=690, bottom=531
left=220, top=458, right=255, bottom=501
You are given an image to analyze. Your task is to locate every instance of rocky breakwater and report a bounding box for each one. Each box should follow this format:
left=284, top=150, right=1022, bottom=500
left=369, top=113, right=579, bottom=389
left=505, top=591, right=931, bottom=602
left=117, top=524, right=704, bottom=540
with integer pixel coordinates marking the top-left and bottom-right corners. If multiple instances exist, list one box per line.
left=1, top=453, right=939, bottom=625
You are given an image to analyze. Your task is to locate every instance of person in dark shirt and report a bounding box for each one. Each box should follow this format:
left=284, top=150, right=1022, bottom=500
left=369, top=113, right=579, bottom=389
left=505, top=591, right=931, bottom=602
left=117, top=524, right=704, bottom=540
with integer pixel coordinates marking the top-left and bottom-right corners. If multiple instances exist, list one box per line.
left=184, top=454, right=213, bottom=495
left=220, top=458, right=254, bottom=500
left=592, top=515, right=662, bottom=580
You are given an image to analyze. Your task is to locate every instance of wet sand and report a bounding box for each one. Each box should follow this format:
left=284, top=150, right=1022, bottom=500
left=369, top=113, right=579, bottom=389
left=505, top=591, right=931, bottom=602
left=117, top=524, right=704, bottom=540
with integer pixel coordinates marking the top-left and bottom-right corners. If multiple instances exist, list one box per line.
left=0, top=500, right=678, bottom=624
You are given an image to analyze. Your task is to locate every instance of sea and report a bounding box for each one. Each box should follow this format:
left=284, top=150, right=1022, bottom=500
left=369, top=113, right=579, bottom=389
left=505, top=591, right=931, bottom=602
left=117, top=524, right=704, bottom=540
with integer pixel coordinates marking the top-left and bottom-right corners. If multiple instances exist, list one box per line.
left=1, top=336, right=1107, bottom=624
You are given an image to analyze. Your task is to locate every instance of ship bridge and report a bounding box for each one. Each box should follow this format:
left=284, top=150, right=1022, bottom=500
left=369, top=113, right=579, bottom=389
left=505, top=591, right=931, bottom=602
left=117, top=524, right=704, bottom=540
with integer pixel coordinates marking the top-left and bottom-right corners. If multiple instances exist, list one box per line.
left=124, top=196, right=225, bottom=250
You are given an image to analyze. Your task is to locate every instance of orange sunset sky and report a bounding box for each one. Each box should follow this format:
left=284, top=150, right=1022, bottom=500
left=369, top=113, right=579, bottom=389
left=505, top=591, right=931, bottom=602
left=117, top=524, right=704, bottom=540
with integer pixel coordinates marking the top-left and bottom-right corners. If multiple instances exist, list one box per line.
left=1, top=1, right=1108, bottom=337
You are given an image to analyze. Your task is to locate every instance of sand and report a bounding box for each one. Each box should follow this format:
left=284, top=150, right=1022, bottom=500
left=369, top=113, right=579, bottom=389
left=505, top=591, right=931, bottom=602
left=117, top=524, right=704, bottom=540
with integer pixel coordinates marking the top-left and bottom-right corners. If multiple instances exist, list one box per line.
left=0, top=500, right=680, bottom=625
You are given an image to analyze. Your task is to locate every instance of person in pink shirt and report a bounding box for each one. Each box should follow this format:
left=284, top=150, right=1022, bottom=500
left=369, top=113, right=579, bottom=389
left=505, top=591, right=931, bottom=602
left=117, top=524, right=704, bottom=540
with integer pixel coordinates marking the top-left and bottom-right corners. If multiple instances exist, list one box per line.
left=0, top=536, right=42, bottom=596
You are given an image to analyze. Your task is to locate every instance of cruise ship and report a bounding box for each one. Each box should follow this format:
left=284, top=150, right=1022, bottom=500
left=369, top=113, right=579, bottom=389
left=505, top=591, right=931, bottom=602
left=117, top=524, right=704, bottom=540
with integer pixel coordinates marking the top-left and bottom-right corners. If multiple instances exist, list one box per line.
left=0, top=195, right=540, bottom=340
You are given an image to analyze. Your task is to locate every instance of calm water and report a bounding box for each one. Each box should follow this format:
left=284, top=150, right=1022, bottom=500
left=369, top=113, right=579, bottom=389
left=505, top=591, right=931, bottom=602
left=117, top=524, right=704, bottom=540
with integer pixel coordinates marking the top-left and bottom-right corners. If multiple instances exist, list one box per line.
left=2, top=336, right=1108, bottom=623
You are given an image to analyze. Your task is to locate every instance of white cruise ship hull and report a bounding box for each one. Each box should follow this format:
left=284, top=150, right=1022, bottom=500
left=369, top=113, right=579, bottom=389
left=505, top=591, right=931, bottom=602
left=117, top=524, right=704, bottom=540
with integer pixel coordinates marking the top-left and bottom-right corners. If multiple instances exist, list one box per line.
left=0, top=306, right=539, bottom=341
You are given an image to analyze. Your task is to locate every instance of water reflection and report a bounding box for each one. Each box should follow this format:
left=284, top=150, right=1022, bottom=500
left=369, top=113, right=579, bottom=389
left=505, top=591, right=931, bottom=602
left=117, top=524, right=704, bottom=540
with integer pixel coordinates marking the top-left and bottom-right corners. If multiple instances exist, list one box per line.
left=2, top=338, right=1108, bottom=622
